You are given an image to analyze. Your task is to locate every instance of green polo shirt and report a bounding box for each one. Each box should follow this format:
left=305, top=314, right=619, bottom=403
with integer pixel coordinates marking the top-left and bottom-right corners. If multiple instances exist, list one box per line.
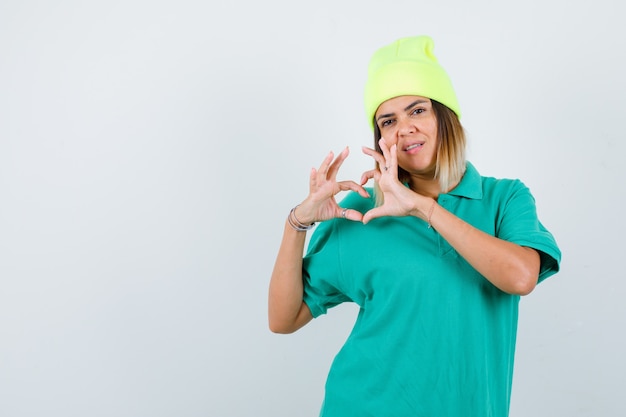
left=302, top=162, right=561, bottom=417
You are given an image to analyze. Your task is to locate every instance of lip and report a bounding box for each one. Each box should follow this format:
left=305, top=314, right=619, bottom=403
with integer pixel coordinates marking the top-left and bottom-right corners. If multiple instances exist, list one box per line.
left=403, top=141, right=425, bottom=154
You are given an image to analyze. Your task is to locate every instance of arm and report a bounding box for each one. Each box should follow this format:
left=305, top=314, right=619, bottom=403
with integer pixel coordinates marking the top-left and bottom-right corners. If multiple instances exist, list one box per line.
left=268, top=148, right=368, bottom=334
left=361, top=140, right=540, bottom=296
left=268, top=219, right=313, bottom=334
left=420, top=202, right=539, bottom=295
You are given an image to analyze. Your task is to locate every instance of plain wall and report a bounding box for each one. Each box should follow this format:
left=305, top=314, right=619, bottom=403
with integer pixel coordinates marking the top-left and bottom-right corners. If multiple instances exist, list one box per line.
left=1, top=0, right=624, bottom=416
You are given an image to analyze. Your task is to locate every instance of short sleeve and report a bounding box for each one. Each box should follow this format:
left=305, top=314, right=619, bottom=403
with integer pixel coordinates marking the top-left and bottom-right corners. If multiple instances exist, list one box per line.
left=302, top=219, right=351, bottom=317
left=495, top=180, right=561, bottom=283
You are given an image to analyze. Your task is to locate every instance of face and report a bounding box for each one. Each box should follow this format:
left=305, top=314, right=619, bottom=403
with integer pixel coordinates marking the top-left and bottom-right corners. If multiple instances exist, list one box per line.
left=375, top=95, right=438, bottom=178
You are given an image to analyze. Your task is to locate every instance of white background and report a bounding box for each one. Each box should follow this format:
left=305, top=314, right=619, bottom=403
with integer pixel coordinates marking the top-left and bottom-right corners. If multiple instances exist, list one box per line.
left=1, top=0, right=624, bottom=416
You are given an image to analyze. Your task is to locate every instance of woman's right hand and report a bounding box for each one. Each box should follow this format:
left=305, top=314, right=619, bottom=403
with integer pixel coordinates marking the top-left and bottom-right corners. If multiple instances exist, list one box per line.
left=294, top=147, right=370, bottom=224
left=269, top=147, right=367, bottom=334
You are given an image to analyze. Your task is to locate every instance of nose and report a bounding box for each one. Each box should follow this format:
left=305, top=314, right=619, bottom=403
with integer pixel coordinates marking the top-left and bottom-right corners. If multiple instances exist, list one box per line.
left=397, top=116, right=416, bottom=136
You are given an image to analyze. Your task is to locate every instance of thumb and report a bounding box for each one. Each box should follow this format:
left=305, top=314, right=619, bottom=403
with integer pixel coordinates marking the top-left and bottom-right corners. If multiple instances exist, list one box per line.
left=362, top=207, right=385, bottom=225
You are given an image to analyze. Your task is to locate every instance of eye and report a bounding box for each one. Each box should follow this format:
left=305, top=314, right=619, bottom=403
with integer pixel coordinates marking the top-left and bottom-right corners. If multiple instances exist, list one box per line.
left=380, top=119, right=394, bottom=128
left=411, top=107, right=425, bottom=116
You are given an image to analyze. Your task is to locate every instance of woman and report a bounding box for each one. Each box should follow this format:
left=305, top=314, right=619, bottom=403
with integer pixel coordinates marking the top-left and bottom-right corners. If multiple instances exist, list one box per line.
left=269, top=35, right=560, bottom=417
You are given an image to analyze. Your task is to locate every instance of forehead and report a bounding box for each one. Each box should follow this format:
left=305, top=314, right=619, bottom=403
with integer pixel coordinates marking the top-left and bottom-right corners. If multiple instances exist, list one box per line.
left=375, top=95, right=432, bottom=116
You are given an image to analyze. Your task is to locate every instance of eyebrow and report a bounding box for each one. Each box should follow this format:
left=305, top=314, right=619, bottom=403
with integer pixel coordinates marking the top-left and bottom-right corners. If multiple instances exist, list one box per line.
left=376, top=99, right=429, bottom=122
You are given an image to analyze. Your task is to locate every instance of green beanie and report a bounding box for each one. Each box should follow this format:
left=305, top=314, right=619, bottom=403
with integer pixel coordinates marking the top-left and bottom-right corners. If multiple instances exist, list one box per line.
left=364, top=35, right=461, bottom=130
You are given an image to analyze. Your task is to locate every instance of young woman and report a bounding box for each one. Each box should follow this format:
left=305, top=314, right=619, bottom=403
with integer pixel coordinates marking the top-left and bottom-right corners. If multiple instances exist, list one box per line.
left=269, top=35, right=561, bottom=417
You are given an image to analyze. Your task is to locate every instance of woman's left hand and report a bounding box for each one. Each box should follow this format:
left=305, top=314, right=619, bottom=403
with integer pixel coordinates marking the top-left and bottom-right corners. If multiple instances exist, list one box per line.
left=360, top=138, right=431, bottom=224
left=362, top=138, right=542, bottom=295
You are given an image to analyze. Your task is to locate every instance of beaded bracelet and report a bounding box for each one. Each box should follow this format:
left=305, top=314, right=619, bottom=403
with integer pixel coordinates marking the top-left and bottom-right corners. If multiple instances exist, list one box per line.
left=287, top=205, right=315, bottom=232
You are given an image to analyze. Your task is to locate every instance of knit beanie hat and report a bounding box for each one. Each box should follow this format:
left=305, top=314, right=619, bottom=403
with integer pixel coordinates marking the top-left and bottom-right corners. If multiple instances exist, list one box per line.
left=364, top=35, right=461, bottom=130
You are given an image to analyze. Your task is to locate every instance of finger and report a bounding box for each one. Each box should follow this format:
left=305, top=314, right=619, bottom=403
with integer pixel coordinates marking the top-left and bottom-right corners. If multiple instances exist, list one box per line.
left=361, top=146, right=386, bottom=169
left=309, top=167, right=317, bottom=190
left=317, top=151, right=335, bottom=178
left=362, top=207, right=386, bottom=225
left=311, top=151, right=335, bottom=192
left=360, top=169, right=380, bottom=185
left=361, top=145, right=378, bottom=154
left=378, top=138, right=392, bottom=168
left=388, top=144, right=398, bottom=175
left=338, top=208, right=364, bottom=222
left=337, top=180, right=371, bottom=198
left=327, top=146, right=350, bottom=180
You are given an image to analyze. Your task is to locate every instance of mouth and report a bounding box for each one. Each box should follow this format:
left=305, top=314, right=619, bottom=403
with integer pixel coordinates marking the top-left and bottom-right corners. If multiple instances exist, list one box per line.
left=404, top=142, right=424, bottom=152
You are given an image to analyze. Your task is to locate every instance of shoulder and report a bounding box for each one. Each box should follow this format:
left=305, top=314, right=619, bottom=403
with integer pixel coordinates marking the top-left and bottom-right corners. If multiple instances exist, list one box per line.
left=457, top=163, right=539, bottom=215
left=454, top=162, right=531, bottom=203
left=483, top=175, right=528, bottom=194
left=476, top=170, right=533, bottom=204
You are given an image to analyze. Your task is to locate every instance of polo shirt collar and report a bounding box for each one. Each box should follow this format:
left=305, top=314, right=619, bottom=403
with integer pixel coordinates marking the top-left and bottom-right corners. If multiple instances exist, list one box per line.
left=444, top=161, right=483, bottom=200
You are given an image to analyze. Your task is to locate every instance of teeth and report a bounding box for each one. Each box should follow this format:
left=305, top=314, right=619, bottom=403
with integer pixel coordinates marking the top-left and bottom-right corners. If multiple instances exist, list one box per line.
left=406, top=144, right=421, bottom=151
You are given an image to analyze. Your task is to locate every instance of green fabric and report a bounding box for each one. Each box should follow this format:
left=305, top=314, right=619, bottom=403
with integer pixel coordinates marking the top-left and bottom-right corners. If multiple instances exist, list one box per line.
left=302, top=162, right=561, bottom=417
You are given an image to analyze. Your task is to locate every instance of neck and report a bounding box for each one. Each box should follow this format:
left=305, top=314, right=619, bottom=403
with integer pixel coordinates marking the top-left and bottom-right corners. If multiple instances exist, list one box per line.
left=408, top=175, right=442, bottom=199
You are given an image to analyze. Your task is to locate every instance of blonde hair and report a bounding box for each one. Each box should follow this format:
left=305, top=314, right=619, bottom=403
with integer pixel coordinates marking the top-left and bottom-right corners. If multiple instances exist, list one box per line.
left=373, top=100, right=466, bottom=205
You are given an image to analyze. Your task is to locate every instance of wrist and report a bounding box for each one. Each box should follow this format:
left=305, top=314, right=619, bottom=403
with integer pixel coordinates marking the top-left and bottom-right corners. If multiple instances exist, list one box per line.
left=294, top=204, right=316, bottom=225
left=409, top=197, right=437, bottom=226
left=288, top=205, right=315, bottom=232
left=425, top=199, right=436, bottom=228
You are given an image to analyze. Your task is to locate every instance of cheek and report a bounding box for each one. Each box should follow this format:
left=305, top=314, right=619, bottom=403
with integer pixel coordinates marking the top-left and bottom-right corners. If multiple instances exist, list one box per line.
left=385, top=136, right=399, bottom=147
left=380, top=129, right=399, bottom=145
left=426, top=118, right=438, bottom=135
